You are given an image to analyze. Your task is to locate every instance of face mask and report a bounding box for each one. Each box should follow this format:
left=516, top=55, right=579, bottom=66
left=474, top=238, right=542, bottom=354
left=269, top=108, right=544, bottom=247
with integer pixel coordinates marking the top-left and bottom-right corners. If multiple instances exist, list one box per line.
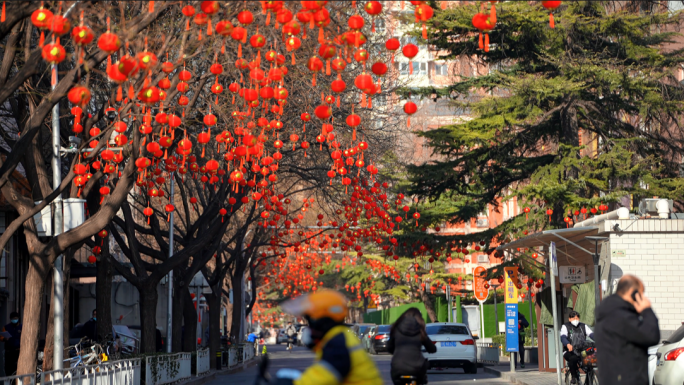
left=10, top=319, right=18, bottom=324
left=302, top=327, right=314, bottom=349
left=571, top=320, right=579, bottom=327
left=92, top=317, right=97, bottom=321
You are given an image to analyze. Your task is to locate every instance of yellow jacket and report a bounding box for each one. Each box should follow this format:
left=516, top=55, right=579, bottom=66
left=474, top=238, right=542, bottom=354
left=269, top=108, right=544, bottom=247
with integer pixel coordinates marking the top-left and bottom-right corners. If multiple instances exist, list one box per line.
left=295, top=325, right=383, bottom=385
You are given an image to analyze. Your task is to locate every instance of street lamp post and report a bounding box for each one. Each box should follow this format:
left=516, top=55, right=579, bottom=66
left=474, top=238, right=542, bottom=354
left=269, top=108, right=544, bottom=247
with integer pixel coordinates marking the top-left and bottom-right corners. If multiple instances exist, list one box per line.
left=166, top=173, right=175, bottom=353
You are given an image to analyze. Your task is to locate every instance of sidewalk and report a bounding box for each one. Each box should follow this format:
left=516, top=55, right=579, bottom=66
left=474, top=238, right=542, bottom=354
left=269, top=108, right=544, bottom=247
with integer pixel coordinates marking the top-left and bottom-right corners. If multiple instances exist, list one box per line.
left=484, top=362, right=560, bottom=385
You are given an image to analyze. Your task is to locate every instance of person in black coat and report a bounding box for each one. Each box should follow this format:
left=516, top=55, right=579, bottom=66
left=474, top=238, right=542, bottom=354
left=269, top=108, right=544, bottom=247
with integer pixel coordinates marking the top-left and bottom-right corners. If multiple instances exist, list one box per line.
left=82, top=309, right=98, bottom=341
left=1, top=312, right=21, bottom=376
left=387, top=308, right=437, bottom=385
left=595, top=275, right=660, bottom=385
left=516, top=312, right=530, bottom=368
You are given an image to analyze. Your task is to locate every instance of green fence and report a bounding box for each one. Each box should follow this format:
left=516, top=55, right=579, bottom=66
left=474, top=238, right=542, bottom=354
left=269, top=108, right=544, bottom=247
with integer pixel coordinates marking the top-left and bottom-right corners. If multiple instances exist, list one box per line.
left=363, top=297, right=449, bottom=325
left=364, top=298, right=536, bottom=340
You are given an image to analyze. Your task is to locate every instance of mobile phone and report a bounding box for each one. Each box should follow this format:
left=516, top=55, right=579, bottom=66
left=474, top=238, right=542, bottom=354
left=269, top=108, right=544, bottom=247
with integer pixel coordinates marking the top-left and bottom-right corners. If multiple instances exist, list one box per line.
left=631, top=290, right=639, bottom=302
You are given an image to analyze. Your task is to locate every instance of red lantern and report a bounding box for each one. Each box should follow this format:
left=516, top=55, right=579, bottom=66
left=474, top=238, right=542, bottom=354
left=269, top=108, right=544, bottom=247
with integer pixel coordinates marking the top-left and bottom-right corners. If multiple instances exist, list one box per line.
left=88, top=255, right=97, bottom=264
left=68, top=86, right=91, bottom=107
left=72, top=26, right=94, bottom=46
left=415, top=4, right=434, bottom=39
left=364, top=1, right=382, bottom=16
left=403, top=101, right=417, bottom=127
left=42, top=43, right=66, bottom=64
left=314, top=105, right=332, bottom=120
left=371, top=62, right=388, bottom=76
left=472, top=12, right=495, bottom=52
left=97, top=32, right=122, bottom=53
left=541, top=1, right=561, bottom=28
left=402, top=44, right=419, bottom=74
left=385, top=38, right=401, bottom=63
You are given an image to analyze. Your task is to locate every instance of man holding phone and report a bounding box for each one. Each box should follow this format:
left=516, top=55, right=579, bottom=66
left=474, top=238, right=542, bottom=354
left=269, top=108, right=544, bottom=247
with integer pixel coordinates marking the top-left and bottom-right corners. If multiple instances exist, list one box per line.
left=595, top=275, right=660, bottom=385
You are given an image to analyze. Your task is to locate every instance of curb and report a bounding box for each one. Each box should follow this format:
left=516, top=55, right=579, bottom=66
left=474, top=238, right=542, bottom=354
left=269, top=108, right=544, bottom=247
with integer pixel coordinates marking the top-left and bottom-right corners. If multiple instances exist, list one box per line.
left=177, top=357, right=259, bottom=385
left=483, top=366, right=555, bottom=385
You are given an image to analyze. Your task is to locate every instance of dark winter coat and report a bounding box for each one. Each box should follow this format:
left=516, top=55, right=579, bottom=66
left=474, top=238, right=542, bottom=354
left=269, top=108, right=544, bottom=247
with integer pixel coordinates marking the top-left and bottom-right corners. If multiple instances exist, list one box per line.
left=387, top=317, right=436, bottom=384
left=595, top=294, right=660, bottom=385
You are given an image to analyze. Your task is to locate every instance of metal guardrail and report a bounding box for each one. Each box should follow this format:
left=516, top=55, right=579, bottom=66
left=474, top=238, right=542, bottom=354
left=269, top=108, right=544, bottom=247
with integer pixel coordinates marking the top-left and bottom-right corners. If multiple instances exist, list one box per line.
left=195, top=349, right=210, bottom=377
left=477, top=343, right=501, bottom=365
left=0, top=373, right=36, bottom=385
left=40, top=358, right=141, bottom=385
left=144, top=353, right=191, bottom=385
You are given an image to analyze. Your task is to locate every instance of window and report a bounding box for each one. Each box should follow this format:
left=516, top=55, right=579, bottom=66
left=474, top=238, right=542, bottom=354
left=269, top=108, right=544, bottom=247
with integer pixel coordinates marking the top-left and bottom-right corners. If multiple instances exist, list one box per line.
left=399, top=63, right=409, bottom=75
left=375, top=18, right=386, bottom=33
left=426, top=325, right=470, bottom=336
left=376, top=94, right=387, bottom=106
left=665, top=325, right=684, bottom=344
left=418, top=62, right=427, bottom=75
left=477, top=255, right=490, bottom=263
left=435, top=63, right=448, bottom=76
left=377, top=325, right=391, bottom=333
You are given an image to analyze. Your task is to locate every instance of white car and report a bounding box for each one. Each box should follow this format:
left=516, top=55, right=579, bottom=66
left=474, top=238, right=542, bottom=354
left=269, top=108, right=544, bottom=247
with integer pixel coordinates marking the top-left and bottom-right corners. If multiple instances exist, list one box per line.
left=653, top=325, right=684, bottom=385
left=422, top=322, right=477, bottom=374
left=276, top=329, right=289, bottom=344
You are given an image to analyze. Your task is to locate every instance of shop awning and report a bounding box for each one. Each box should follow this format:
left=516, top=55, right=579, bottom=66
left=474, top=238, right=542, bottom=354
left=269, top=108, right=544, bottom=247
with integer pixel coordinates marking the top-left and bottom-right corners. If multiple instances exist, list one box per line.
left=496, top=226, right=600, bottom=268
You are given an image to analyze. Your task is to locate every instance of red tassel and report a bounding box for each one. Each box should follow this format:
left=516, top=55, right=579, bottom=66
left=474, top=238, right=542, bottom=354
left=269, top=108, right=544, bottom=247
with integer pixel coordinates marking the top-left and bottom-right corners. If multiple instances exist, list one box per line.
left=221, top=40, right=225, bottom=54
left=484, top=34, right=489, bottom=52
left=198, top=28, right=202, bottom=41
left=116, top=85, right=123, bottom=102
left=128, top=84, right=134, bottom=99
left=336, top=96, right=340, bottom=107
left=491, top=5, right=497, bottom=24
left=391, top=52, right=395, bottom=64
left=409, top=61, right=413, bottom=75
left=549, top=13, right=555, bottom=29
left=207, top=19, right=212, bottom=35
left=39, top=31, right=45, bottom=47
left=479, top=32, right=483, bottom=50
left=266, top=11, right=271, bottom=25
left=326, top=60, right=331, bottom=76
left=238, top=43, right=242, bottom=58
left=186, top=19, right=190, bottom=31
left=302, top=26, right=307, bottom=40
left=352, top=128, right=356, bottom=141
left=407, top=117, right=411, bottom=127
left=291, top=53, right=296, bottom=65
left=401, top=1, right=405, bottom=10
left=149, top=1, right=154, bottom=13
left=1, top=2, right=5, bottom=22
left=441, top=1, right=447, bottom=10
left=372, top=19, right=376, bottom=33
left=422, top=23, right=427, bottom=40
left=318, top=27, right=324, bottom=44
left=368, top=97, right=372, bottom=109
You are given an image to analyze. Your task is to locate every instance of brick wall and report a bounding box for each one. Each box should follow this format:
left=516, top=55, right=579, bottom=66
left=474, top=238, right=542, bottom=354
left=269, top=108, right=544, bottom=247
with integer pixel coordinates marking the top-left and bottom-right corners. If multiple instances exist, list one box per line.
left=608, top=225, right=684, bottom=333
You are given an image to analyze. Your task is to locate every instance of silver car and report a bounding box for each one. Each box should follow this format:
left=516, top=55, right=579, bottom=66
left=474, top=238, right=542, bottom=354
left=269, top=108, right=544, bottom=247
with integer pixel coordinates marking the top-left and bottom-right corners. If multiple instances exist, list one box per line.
left=653, top=325, right=684, bottom=385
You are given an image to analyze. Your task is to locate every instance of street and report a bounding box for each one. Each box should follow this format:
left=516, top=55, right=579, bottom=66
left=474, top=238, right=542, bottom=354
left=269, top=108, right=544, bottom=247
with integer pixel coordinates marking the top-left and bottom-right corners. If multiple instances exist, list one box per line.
left=211, top=344, right=509, bottom=384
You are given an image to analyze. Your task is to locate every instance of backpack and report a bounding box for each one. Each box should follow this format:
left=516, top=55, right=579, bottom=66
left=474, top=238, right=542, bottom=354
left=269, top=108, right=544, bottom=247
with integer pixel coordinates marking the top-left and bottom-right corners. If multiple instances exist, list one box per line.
left=566, top=323, right=587, bottom=356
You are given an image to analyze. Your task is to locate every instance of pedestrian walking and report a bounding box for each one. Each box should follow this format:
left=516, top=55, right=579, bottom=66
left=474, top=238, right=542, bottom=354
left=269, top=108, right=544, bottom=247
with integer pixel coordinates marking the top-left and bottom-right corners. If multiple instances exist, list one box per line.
left=517, top=312, right=529, bottom=368
left=595, top=275, right=660, bottom=385
left=1, top=312, right=21, bottom=376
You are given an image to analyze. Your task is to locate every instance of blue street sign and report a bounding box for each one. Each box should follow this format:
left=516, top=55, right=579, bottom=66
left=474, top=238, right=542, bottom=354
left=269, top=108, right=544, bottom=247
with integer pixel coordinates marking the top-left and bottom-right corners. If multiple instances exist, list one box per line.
left=505, top=304, right=519, bottom=352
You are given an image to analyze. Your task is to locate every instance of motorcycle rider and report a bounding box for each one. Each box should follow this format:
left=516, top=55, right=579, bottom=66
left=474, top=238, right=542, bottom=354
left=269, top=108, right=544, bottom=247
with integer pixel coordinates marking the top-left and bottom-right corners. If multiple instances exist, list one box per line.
left=561, top=311, right=595, bottom=384
left=277, top=289, right=382, bottom=385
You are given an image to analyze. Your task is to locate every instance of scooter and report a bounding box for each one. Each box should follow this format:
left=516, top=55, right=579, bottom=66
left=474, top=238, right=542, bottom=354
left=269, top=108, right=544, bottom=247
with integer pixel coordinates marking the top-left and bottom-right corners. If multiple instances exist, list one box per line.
left=254, top=355, right=302, bottom=385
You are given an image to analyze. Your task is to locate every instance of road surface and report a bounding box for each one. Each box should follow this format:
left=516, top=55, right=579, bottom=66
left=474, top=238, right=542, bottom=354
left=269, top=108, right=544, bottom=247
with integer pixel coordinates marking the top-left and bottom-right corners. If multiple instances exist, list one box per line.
left=210, top=344, right=509, bottom=384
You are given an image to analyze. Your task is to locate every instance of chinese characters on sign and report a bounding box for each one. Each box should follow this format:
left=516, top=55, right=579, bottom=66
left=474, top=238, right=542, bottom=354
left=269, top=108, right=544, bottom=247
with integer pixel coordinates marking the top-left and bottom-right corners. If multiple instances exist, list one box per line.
left=505, top=304, right=519, bottom=352
left=503, top=266, right=518, bottom=304
left=559, top=266, right=586, bottom=284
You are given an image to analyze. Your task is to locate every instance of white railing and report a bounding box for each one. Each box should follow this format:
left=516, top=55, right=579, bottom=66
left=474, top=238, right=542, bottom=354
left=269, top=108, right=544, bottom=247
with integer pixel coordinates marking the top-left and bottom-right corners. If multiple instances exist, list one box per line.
left=144, top=353, right=191, bottom=385
left=477, top=343, right=500, bottom=365
left=223, top=348, right=238, bottom=368
left=0, top=373, right=36, bottom=385
left=195, top=349, right=210, bottom=377
left=40, top=358, right=141, bottom=385
left=243, top=344, right=255, bottom=362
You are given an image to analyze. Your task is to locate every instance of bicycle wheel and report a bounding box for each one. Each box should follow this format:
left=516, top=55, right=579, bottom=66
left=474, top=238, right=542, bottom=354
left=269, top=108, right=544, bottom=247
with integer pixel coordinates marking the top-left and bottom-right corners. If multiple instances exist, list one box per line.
left=587, top=370, right=598, bottom=385
left=564, top=370, right=572, bottom=385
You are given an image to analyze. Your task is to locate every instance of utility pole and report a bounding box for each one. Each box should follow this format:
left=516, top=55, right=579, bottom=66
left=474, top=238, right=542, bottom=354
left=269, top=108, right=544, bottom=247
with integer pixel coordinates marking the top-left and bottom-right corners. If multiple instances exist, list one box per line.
left=52, top=2, right=80, bottom=372
left=166, top=173, right=175, bottom=352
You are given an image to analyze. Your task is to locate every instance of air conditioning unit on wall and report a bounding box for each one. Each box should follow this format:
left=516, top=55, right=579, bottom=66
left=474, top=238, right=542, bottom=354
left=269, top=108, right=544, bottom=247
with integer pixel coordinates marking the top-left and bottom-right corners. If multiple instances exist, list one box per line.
left=476, top=218, right=488, bottom=227
left=477, top=255, right=489, bottom=263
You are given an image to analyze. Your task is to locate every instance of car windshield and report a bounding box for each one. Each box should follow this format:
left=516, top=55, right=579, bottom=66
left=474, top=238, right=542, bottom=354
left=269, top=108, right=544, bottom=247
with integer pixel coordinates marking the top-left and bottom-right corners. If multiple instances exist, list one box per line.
left=377, top=325, right=390, bottom=333
left=358, top=325, right=371, bottom=334
left=664, top=325, right=684, bottom=344
left=426, top=325, right=470, bottom=336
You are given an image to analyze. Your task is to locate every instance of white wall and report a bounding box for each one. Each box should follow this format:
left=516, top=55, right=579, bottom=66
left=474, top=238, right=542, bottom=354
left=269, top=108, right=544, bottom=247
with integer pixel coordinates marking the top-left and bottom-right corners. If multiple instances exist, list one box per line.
left=607, top=222, right=684, bottom=334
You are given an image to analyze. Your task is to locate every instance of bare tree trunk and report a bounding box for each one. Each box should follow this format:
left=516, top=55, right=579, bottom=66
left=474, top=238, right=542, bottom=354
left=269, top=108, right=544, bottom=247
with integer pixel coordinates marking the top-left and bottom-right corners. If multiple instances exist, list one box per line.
left=138, top=283, right=158, bottom=353
left=17, top=255, right=49, bottom=375
left=206, top=290, right=221, bottom=369
left=181, top=286, right=197, bottom=352
left=229, top=273, right=243, bottom=343
left=420, top=289, right=437, bottom=323
left=96, top=239, right=113, bottom=342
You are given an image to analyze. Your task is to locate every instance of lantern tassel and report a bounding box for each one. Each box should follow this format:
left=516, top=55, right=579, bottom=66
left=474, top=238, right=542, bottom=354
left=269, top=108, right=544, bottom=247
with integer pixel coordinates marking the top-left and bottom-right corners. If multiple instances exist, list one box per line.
left=407, top=117, right=411, bottom=127
left=368, top=97, right=372, bottom=109
left=391, top=52, right=395, bottom=64
left=478, top=32, right=483, bottom=50
left=491, top=4, right=496, bottom=24
left=116, top=85, right=122, bottom=102
left=326, top=60, right=331, bottom=76
left=409, top=61, right=413, bottom=75
left=352, top=128, right=356, bottom=141
left=207, top=19, right=212, bottom=35
left=238, top=43, right=242, bottom=58
left=186, top=19, right=190, bottom=31
left=221, top=40, right=225, bottom=54
left=1, top=2, right=5, bottom=22
left=318, top=27, right=324, bottom=44
left=441, top=1, right=447, bottom=10
left=39, top=31, right=45, bottom=47
left=149, top=1, right=154, bottom=13
left=266, top=11, right=271, bottom=25
left=422, top=23, right=427, bottom=40
left=549, top=13, right=555, bottom=29
left=336, top=96, right=340, bottom=107
left=484, top=33, right=489, bottom=52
